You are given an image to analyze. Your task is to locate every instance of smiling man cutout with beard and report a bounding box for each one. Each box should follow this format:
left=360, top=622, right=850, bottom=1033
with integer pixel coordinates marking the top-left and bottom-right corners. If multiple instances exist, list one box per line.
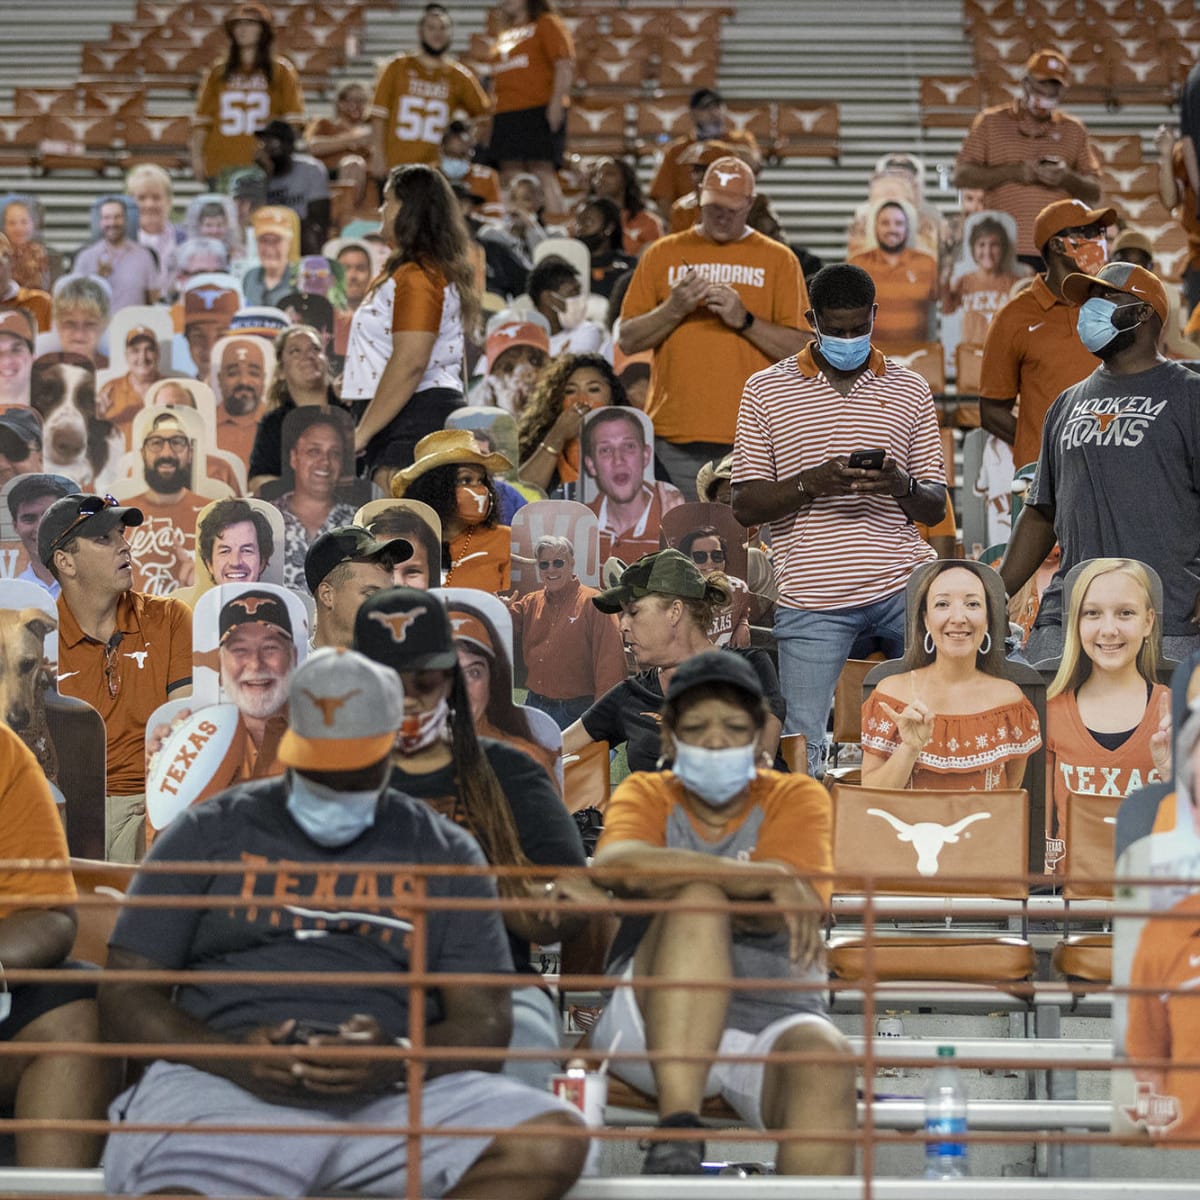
left=127, top=411, right=208, bottom=596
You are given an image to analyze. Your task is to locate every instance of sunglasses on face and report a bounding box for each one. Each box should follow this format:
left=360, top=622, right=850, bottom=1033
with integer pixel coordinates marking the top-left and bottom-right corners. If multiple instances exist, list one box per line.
left=50, top=494, right=118, bottom=553
left=537, top=558, right=567, bottom=570
left=690, top=549, right=725, bottom=564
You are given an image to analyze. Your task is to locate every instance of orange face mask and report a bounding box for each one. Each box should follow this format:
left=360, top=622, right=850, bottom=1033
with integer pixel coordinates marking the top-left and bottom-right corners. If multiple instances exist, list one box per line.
left=1061, top=234, right=1108, bottom=276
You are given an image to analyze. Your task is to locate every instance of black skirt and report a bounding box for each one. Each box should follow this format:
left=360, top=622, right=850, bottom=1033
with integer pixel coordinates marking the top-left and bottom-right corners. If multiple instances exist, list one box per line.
left=352, top=387, right=465, bottom=473
left=488, top=105, right=566, bottom=168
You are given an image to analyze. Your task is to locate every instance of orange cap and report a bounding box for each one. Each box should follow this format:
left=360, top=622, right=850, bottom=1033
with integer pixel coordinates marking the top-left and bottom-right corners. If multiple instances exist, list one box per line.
left=1061, top=261, right=1169, bottom=324
left=699, top=157, right=755, bottom=210
left=1033, top=198, right=1116, bottom=252
left=1025, top=48, right=1069, bottom=83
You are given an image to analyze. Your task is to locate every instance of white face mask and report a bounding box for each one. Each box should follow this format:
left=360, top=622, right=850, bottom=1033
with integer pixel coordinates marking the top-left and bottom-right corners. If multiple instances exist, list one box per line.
left=671, top=738, right=757, bottom=806
left=396, top=696, right=449, bottom=754
left=286, top=771, right=383, bottom=846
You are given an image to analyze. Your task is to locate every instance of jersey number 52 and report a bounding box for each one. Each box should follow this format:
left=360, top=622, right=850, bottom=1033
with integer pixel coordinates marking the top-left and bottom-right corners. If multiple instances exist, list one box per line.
left=219, top=91, right=271, bottom=136
left=395, top=96, right=450, bottom=145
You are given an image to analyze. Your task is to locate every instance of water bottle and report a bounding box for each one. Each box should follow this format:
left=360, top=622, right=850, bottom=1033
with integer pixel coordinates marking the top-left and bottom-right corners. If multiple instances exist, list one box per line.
left=923, top=1045, right=969, bottom=1178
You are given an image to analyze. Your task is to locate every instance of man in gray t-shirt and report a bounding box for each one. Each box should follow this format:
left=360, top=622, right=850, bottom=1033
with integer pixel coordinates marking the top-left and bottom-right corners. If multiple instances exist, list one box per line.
left=254, top=120, right=330, bottom=254
left=1000, top=262, right=1200, bottom=663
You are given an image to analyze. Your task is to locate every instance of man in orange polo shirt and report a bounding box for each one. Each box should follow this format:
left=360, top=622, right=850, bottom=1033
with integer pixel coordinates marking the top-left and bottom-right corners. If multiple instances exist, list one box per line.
left=40, top=494, right=192, bottom=862
left=979, top=198, right=1112, bottom=470
left=953, top=48, right=1101, bottom=266
left=619, top=157, right=811, bottom=499
left=848, top=200, right=938, bottom=353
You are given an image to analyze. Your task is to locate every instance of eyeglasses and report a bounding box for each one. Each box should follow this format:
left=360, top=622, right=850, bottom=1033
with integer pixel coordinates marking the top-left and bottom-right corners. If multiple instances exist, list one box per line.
left=144, top=435, right=189, bottom=453
left=537, top=558, right=567, bottom=570
left=690, top=549, right=725, bottom=564
left=103, top=639, right=121, bottom=699
left=49, top=494, right=118, bottom=554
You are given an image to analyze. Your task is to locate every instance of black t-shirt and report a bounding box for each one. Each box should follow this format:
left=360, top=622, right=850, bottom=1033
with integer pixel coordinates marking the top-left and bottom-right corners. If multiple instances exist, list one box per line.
left=247, top=391, right=348, bottom=482
left=581, top=648, right=787, bottom=773
left=110, top=777, right=511, bottom=1039
left=390, top=737, right=585, bottom=971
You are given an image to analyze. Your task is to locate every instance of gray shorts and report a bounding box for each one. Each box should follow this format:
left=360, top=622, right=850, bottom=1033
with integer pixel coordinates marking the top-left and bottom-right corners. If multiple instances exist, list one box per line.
left=591, top=962, right=834, bottom=1128
left=104, top=1060, right=581, bottom=1197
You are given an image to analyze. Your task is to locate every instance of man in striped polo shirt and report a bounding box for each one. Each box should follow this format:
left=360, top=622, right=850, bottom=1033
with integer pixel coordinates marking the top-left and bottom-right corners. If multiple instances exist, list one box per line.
left=731, top=264, right=946, bottom=776
left=953, top=48, right=1101, bottom=269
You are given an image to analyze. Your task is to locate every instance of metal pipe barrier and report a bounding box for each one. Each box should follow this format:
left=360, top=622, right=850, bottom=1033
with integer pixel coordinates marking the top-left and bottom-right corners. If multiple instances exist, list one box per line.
left=0, top=859, right=1198, bottom=1198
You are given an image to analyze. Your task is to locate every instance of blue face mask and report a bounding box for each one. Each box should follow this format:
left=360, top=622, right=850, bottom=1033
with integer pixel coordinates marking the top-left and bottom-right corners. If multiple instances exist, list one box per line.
left=1076, top=297, right=1141, bottom=353
left=815, top=318, right=873, bottom=372
left=287, top=771, right=382, bottom=847
left=440, top=156, right=471, bottom=181
left=671, top=738, right=758, bottom=807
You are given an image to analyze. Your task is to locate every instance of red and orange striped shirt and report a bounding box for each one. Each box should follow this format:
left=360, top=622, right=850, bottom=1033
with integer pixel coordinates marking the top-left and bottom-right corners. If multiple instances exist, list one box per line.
left=732, top=345, right=943, bottom=611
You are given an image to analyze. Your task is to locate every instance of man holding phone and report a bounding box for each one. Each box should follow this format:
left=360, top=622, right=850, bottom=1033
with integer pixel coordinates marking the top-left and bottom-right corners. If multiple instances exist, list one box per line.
left=732, top=264, right=947, bottom=776
left=953, top=48, right=1101, bottom=269
left=98, top=647, right=586, bottom=1199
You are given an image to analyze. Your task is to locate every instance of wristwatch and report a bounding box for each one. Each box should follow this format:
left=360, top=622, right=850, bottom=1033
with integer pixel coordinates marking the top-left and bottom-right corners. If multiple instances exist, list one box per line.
left=740, top=310, right=755, bottom=332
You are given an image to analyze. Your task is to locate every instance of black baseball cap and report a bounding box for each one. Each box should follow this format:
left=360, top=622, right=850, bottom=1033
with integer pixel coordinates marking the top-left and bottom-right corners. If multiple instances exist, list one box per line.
left=0, top=408, right=40, bottom=462
left=219, top=587, right=294, bottom=643
left=354, top=587, right=457, bottom=673
left=255, top=119, right=296, bottom=148
left=304, top=525, right=412, bottom=593
left=664, top=649, right=764, bottom=703
left=37, top=493, right=143, bottom=566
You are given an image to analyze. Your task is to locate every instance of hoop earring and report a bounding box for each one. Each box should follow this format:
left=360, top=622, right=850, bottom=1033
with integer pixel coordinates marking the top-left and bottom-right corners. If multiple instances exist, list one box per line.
left=979, top=632, right=992, bottom=655
left=923, top=631, right=935, bottom=655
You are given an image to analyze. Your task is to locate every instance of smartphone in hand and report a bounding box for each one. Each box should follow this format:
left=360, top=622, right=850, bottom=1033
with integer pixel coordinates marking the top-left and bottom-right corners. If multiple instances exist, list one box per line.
left=848, top=449, right=885, bottom=470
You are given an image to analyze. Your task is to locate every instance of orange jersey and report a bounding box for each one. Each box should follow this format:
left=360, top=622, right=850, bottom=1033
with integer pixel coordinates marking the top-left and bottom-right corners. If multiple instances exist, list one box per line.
left=623, top=209, right=663, bottom=257
left=587, top=481, right=684, bottom=565
left=194, top=58, right=305, bottom=178
left=57, top=590, right=192, bottom=795
left=489, top=14, right=574, bottom=115
left=955, top=101, right=1101, bottom=256
left=370, top=53, right=489, bottom=167
left=847, top=246, right=938, bottom=352
left=1126, top=892, right=1200, bottom=1139
left=979, top=274, right=1099, bottom=470
left=620, top=227, right=810, bottom=444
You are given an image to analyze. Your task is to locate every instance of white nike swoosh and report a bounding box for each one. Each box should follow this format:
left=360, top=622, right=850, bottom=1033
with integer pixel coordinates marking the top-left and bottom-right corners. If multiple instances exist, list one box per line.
left=454, top=551, right=489, bottom=565
left=1028, top=323, right=1044, bottom=332
left=1189, top=954, right=1200, bottom=968
left=56, top=672, right=79, bottom=682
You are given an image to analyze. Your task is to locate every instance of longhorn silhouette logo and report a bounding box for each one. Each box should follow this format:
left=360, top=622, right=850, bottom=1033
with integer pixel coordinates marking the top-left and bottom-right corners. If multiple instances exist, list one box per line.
left=367, top=608, right=425, bottom=642
left=712, top=168, right=741, bottom=187
left=303, top=689, right=360, bottom=727
left=867, top=809, right=991, bottom=876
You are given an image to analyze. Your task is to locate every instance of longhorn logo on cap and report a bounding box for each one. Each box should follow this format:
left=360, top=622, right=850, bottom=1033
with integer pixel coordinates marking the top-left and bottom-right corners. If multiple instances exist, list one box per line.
left=303, top=689, right=360, bottom=727
left=712, top=168, right=741, bottom=187
left=230, top=595, right=275, bottom=616
left=190, top=286, right=228, bottom=311
left=368, top=607, right=425, bottom=641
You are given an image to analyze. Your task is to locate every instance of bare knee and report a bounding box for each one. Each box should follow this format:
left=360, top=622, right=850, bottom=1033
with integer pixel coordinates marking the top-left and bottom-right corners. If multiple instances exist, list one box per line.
left=493, top=1110, right=588, bottom=1187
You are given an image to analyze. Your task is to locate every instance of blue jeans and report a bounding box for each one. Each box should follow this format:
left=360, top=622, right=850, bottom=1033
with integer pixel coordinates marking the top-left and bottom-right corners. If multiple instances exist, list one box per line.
left=525, top=691, right=592, bottom=730
left=774, top=590, right=908, bottom=776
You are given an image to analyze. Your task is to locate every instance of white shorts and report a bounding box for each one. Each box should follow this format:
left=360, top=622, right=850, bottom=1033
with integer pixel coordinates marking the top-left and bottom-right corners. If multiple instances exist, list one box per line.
left=590, top=962, right=834, bottom=1128
left=104, top=1060, right=581, bottom=1197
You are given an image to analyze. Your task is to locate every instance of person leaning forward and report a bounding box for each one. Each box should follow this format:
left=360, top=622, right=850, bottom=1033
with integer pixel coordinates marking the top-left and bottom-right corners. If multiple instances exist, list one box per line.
left=99, top=646, right=587, bottom=1199
left=41, top=494, right=192, bottom=863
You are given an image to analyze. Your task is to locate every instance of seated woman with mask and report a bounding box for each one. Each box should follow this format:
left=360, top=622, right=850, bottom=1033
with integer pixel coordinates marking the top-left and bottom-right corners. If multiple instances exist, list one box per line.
left=590, top=651, right=853, bottom=1176
left=861, top=561, right=1041, bottom=790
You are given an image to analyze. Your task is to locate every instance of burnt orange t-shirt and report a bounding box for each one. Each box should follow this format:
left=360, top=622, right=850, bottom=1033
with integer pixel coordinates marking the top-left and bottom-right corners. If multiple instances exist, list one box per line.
left=370, top=53, right=490, bottom=167
left=979, top=274, right=1099, bottom=470
left=623, top=209, right=663, bottom=257
left=847, top=246, right=938, bottom=353
left=126, top=489, right=209, bottom=597
left=1126, top=891, right=1200, bottom=1139
left=57, top=589, right=193, bottom=795
left=0, top=724, right=75, bottom=918
left=444, top=523, right=511, bottom=593
left=194, top=58, right=305, bottom=179
left=598, top=769, right=834, bottom=907
left=620, top=227, right=810, bottom=444
left=490, top=14, right=575, bottom=115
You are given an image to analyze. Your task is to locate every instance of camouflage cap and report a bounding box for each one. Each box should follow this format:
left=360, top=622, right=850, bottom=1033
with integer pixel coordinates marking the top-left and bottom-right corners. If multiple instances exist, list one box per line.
left=592, top=548, right=723, bottom=614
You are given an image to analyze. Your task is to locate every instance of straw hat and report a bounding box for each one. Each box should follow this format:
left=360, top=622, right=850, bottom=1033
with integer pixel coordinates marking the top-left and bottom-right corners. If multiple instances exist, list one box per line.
left=391, top=428, right=513, bottom=498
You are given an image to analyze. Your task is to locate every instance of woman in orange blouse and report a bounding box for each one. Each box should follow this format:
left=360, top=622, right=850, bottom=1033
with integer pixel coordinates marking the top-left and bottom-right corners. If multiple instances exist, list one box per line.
left=861, top=561, right=1041, bottom=790
left=590, top=157, right=664, bottom=257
